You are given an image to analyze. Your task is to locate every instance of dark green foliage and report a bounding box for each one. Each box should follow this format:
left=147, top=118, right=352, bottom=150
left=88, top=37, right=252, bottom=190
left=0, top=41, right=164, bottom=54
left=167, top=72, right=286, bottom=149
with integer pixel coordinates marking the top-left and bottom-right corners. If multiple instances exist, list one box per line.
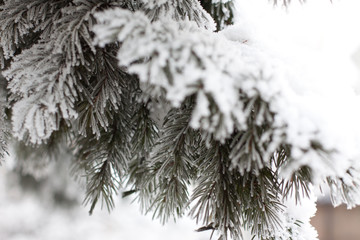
left=0, top=74, right=8, bottom=162
left=1, top=0, right=141, bottom=213
left=73, top=110, right=132, bottom=214
left=142, top=0, right=215, bottom=29
left=272, top=145, right=312, bottom=203
left=230, top=96, right=274, bottom=175
left=200, top=0, right=235, bottom=31
left=76, top=45, right=131, bottom=137
left=134, top=99, right=201, bottom=223
left=190, top=140, right=283, bottom=240
left=124, top=101, right=159, bottom=211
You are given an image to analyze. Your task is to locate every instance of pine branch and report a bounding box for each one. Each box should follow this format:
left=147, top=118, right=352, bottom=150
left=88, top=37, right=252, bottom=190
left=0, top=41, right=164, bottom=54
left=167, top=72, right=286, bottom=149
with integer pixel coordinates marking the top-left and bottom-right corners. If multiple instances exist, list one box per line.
left=76, top=45, right=132, bottom=138
left=0, top=74, right=8, bottom=162
left=94, top=8, right=245, bottom=140
left=141, top=99, right=201, bottom=223
left=0, top=0, right=69, bottom=68
left=200, top=0, right=234, bottom=31
left=4, top=42, right=79, bottom=144
left=241, top=169, right=284, bottom=239
left=124, top=101, right=159, bottom=211
left=230, top=96, right=275, bottom=174
left=327, top=168, right=360, bottom=208
left=190, top=142, right=243, bottom=240
left=0, top=2, right=355, bottom=240
left=190, top=140, right=283, bottom=240
left=3, top=1, right=136, bottom=144
left=141, top=0, right=216, bottom=31
left=73, top=110, right=132, bottom=214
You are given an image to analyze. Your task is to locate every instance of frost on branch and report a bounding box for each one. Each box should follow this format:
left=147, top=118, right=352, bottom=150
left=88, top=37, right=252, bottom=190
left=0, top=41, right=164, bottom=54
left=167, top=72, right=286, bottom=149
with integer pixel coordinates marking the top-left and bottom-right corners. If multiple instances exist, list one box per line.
left=327, top=168, right=360, bottom=209
left=97, top=7, right=360, bottom=182
left=141, top=0, right=216, bottom=31
left=0, top=0, right=68, bottom=68
left=4, top=42, right=78, bottom=144
left=267, top=193, right=318, bottom=240
left=94, top=8, right=247, bottom=141
left=93, top=6, right=360, bottom=238
left=199, top=0, right=234, bottom=31
left=2, top=1, right=131, bottom=144
left=0, top=74, right=8, bottom=161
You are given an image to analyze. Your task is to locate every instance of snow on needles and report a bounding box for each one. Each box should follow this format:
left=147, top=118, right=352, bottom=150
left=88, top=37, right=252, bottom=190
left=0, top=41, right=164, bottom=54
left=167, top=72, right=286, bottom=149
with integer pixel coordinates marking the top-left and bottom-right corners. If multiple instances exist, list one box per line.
left=228, top=0, right=360, bottom=181
left=94, top=5, right=360, bottom=189
left=94, top=9, right=247, bottom=140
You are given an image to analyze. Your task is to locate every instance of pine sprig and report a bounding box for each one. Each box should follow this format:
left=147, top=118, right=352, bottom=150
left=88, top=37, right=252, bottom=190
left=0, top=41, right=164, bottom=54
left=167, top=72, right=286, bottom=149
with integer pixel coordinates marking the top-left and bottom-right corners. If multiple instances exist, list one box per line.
left=76, top=45, right=131, bottom=138
left=73, top=111, right=132, bottom=214
left=0, top=74, right=8, bottom=162
left=190, top=140, right=283, bottom=240
left=190, top=142, right=243, bottom=240
left=3, top=0, right=137, bottom=144
left=124, top=101, right=159, bottom=211
left=230, top=96, right=275, bottom=174
left=130, top=102, right=159, bottom=161
left=4, top=42, right=79, bottom=144
left=0, top=0, right=48, bottom=64
left=0, top=0, right=70, bottom=68
left=241, top=169, right=284, bottom=239
left=142, top=99, right=201, bottom=223
left=142, top=0, right=216, bottom=31
left=327, top=168, right=360, bottom=209
left=200, top=0, right=234, bottom=31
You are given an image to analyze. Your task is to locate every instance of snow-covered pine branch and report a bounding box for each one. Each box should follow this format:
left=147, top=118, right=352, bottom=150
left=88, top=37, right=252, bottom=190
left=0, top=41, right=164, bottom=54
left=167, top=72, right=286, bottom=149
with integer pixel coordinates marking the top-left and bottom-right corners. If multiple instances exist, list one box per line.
left=1, top=0, right=360, bottom=240
left=93, top=8, right=247, bottom=141
left=142, top=0, right=216, bottom=30
left=93, top=7, right=360, bottom=183
left=93, top=5, right=360, bottom=238
left=2, top=1, right=133, bottom=143
left=0, top=74, right=8, bottom=162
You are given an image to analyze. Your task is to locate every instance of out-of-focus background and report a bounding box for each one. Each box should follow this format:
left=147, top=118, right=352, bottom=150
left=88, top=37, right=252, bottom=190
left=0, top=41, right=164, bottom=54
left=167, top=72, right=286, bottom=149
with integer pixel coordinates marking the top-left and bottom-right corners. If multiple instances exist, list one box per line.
left=312, top=201, right=360, bottom=240
left=2, top=155, right=360, bottom=240
left=0, top=159, right=213, bottom=240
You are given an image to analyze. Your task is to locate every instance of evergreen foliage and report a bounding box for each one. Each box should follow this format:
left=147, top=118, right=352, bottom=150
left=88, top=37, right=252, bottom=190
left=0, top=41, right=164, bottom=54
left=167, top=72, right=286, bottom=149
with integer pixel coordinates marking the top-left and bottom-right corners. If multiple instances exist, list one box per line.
left=0, top=75, right=8, bottom=162
left=0, top=0, right=356, bottom=240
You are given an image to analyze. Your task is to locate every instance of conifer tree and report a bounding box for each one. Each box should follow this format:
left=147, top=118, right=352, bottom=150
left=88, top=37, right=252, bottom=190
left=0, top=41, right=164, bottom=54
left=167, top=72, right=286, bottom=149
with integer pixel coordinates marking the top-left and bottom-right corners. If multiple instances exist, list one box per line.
left=1, top=1, right=360, bottom=240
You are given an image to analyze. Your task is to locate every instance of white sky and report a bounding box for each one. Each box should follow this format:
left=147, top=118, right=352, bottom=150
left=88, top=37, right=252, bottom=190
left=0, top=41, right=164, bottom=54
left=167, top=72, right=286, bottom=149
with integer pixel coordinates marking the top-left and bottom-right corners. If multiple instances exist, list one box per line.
left=234, top=0, right=360, bottom=63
